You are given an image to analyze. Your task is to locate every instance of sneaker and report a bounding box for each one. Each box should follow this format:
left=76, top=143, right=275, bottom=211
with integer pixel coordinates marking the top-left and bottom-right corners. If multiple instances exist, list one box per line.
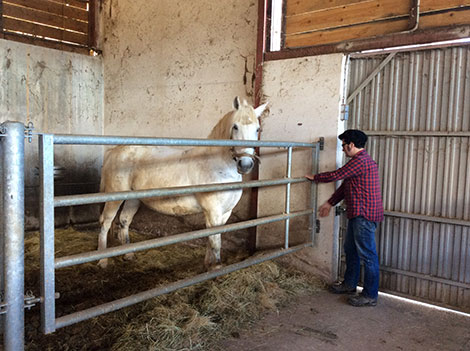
left=348, top=293, right=377, bottom=307
left=328, top=282, right=356, bottom=294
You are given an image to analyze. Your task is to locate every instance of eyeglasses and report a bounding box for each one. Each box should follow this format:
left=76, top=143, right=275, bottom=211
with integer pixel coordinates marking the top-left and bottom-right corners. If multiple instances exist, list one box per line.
left=341, top=143, right=348, bottom=148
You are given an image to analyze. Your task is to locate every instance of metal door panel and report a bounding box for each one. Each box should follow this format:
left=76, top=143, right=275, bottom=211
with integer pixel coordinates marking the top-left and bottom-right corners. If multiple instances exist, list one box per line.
left=342, top=45, right=470, bottom=312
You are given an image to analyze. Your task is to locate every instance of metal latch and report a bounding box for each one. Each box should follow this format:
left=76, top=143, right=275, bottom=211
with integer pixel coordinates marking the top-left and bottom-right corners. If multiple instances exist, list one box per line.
left=24, top=122, right=34, bottom=143
left=0, top=291, right=60, bottom=314
left=335, top=206, right=346, bottom=216
left=340, top=104, right=349, bottom=121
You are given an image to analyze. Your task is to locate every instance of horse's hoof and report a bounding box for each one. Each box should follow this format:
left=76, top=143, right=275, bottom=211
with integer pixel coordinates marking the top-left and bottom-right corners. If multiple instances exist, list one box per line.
left=97, top=259, right=108, bottom=269
left=208, top=264, right=223, bottom=271
left=124, top=253, right=135, bottom=261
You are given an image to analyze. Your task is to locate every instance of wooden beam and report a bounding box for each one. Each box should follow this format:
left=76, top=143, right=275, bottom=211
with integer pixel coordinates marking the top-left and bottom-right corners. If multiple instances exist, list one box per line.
left=286, top=0, right=410, bottom=35
left=285, top=8, right=470, bottom=48
left=5, top=0, right=88, bottom=21
left=266, top=25, right=470, bottom=61
left=4, top=2, right=88, bottom=33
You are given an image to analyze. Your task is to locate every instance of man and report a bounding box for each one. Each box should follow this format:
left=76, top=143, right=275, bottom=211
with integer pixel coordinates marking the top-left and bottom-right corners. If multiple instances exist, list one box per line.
left=306, top=129, right=384, bottom=307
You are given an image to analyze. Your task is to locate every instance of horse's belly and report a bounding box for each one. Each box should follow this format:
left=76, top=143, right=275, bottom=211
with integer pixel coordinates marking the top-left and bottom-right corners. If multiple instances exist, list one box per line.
left=142, top=196, right=201, bottom=216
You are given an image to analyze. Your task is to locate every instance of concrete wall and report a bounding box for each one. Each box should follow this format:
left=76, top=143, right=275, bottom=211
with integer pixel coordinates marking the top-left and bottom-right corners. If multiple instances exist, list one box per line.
left=259, top=55, right=345, bottom=281
left=0, top=40, right=104, bottom=229
left=101, top=0, right=258, bottom=138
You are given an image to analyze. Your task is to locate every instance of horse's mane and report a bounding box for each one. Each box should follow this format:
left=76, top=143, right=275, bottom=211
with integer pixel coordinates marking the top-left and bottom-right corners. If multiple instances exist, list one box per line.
left=207, top=103, right=257, bottom=140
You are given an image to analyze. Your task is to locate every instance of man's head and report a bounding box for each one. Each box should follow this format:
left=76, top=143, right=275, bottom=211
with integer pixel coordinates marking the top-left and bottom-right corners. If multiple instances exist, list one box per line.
left=338, top=129, right=368, bottom=157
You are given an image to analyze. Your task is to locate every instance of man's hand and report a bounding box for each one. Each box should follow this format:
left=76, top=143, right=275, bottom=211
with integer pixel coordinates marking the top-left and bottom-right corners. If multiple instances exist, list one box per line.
left=318, top=202, right=332, bottom=217
left=305, top=174, right=315, bottom=181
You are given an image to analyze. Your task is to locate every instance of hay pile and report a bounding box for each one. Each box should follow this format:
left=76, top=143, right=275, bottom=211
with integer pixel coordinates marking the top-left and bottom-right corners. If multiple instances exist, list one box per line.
left=20, top=227, right=323, bottom=351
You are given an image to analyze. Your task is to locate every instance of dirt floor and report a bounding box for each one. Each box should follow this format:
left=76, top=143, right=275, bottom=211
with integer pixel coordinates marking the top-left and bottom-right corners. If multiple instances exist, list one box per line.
left=220, top=289, right=470, bottom=351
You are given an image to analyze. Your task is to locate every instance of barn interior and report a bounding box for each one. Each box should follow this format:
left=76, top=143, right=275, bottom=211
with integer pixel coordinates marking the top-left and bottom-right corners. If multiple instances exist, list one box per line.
left=1, top=0, right=470, bottom=350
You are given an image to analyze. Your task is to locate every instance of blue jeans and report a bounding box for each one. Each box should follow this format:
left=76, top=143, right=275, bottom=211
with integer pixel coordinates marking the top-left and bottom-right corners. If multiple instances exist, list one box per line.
left=343, top=216, right=379, bottom=299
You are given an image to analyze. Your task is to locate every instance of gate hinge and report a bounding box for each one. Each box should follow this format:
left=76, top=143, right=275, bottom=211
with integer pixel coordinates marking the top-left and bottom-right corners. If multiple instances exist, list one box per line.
left=340, top=104, right=349, bottom=121
left=315, top=219, right=320, bottom=233
left=0, top=291, right=60, bottom=314
left=24, top=122, right=34, bottom=143
left=318, top=137, right=325, bottom=151
left=335, top=206, right=346, bottom=216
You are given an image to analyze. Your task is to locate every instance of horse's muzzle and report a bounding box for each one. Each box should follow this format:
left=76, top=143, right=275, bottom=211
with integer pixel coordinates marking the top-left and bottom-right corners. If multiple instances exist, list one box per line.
left=236, top=156, right=255, bottom=174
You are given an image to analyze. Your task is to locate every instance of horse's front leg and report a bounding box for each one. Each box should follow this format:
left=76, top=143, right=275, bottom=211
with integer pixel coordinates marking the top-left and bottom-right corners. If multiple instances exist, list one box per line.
left=204, top=210, right=231, bottom=270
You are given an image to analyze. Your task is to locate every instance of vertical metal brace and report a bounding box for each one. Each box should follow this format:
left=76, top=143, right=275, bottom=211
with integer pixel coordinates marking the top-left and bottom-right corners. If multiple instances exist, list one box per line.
left=0, top=126, right=4, bottom=334
left=310, top=141, right=321, bottom=244
left=39, top=134, right=56, bottom=334
left=2, top=122, right=25, bottom=351
left=284, top=147, right=292, bottom=249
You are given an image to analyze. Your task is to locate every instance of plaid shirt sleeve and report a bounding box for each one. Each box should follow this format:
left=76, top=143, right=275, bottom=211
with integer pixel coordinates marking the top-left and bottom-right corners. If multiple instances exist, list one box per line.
left=313, top=150, right=384, bottom=222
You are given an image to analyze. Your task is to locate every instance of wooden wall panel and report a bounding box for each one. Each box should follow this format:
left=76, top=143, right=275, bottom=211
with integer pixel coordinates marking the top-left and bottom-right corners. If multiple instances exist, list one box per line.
left=284, top=0, right=470, bottom=49
left=286, top=8, right=470, bottom=48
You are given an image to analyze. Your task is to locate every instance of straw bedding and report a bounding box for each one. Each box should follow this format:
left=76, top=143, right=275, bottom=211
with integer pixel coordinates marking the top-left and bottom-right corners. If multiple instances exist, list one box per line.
left=19, top=227, right=323, bottom=351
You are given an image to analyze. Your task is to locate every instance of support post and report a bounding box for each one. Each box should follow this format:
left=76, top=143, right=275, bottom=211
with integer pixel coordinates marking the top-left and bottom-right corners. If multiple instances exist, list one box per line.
left=310, top=142, right=320, bottom=244
left=2, top=122, right=25, bottom=351
left=284, top=147, right=292, bottom=249
left=39, top=134, right=56, bottom=334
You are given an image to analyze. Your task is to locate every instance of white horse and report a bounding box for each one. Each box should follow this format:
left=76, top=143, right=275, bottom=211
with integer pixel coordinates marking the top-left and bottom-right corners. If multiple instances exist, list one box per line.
left=97, top=97, right=268, bottom=269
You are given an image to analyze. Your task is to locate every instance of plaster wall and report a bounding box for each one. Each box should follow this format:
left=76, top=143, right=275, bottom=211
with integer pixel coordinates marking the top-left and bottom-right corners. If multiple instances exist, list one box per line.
left=101, top=0, right=258, bottom=138
left=259, top=55, right=345, bottom=281
left=0, top=40, right=104, bottom=228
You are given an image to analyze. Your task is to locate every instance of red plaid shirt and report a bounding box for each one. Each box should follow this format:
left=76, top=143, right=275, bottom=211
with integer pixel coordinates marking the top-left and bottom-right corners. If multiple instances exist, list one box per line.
left=314, top=150, right=384, bottom=222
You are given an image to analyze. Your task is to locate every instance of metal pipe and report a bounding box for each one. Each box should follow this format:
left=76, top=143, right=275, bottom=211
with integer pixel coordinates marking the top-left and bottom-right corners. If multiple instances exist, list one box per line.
left=38, top=135, right=56, bottom=334
left=2, top=122, right=25, bottom=351
left=347, top=53, right=397, bottom=105
left=0, top=131, right=3, bottom=334
left=284, top=147, right=292, bottom=249
left=363, top=131, right=470, bottom=137
left=311, top=144, right=320, bottom=244
left=55, top=209, right=314, bottom=269
left=52, top=134, right=316, bottom=148
left=55, top=242, right=311, bottom=330
left=385, top=210, right=470, bottom=228
left=54, top=177, right=309, bottom=207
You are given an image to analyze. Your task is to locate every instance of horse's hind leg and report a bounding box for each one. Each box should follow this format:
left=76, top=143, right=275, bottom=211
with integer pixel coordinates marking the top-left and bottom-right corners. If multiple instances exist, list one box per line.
left=118, top=199, right=140, bottom=261
left=98, top=200, right=123, bottom=268
left=204, top=210, right=232, bottom=270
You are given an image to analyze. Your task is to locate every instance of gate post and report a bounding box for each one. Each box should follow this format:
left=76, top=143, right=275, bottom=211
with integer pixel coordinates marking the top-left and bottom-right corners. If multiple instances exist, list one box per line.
left=2, top=121, right=25, bottom=351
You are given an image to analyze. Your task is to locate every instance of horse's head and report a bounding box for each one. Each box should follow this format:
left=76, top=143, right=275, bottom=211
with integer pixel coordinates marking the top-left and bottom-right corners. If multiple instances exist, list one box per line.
left=230, top=97, right=268, bottom=174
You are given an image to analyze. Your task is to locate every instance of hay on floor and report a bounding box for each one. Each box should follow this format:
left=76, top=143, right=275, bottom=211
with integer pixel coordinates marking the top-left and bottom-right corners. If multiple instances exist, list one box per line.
left=20, top=227, right=323, bottom=351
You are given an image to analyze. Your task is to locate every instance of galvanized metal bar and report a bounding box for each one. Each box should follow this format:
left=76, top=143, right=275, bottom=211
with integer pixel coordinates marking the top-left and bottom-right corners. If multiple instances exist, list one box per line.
left=379, top=266, right=470, bottom=290
left=284, top=147, right=292, bottom=249
left=385, top=210, right=470, bottom=228
left=346, top=52, right=396, bottom=105
left=2, top=122, right=25, bottom=351
left=364, top=131, right=470, bottom=137
left=52, top=134, right=316, bottom=148
left=55, top=242, right=311, bottom=330
left=311, top=142, right=320, bottom=244
left=0, top=132, right=3, bottom=334
left=39, top=135, right=56, bottom=334
left=55, top=209, right=313, bottom=269
left=54, top=177, right=309, bottom=208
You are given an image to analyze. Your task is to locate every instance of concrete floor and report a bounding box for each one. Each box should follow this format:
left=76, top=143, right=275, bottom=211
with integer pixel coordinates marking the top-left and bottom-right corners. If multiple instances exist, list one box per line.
left=220, top=289, right=470, bottom=351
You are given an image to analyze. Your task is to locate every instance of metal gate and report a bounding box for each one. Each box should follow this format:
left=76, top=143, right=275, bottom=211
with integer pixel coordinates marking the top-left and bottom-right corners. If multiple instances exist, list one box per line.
left=1, top=122, right=321, bottom=350
left=341, top=44, right=470, bottom=312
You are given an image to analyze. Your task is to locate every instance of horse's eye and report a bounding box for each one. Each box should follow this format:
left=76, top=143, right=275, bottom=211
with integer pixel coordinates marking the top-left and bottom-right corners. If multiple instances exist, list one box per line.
left=256, top=128, right=260, bottom=132
left=233, top=125, right=238, bottom=131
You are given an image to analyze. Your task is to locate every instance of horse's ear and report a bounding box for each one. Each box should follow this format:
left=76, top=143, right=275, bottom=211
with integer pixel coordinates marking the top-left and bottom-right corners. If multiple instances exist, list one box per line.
left=254, top=102, right=269, bottom=118
left=233, top=96, right=241, bottom=110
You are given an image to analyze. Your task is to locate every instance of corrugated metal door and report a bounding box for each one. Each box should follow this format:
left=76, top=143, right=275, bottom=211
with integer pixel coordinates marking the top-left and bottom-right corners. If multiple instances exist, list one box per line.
left=342, top=45, right=470, bottom=312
